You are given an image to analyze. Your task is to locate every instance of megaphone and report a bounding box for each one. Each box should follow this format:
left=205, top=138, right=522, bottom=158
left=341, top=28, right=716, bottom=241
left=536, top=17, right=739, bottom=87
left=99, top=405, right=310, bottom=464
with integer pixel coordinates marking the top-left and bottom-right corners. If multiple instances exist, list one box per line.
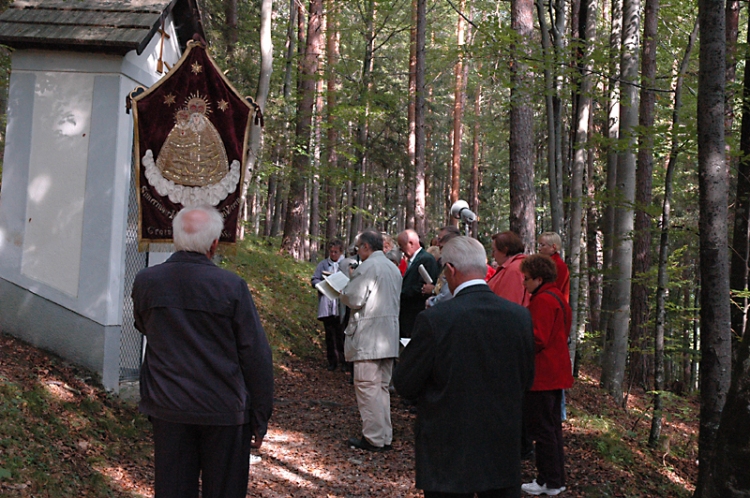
left=450, top=200, right=477, bottom=224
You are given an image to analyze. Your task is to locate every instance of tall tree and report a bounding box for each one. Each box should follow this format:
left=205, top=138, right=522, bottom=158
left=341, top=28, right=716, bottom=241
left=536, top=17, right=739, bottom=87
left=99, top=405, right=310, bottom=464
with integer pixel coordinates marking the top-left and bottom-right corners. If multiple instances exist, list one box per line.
left=414, top=0, right=427, bottom=235
left=649, top=18, right=698, bottom=448
left=694, top=0, right=732, bottom=492
left=629, top=0, right=660, bottom=389
left=601, top=0, right=640, bottom=402
left=281, top=0, right=324, bottom=258
left=325, top=0, right=341, bottom=242
left=449, top=0, right=467, bottom=222
left=599, top=0, right=622, bottom=341
left=406, top=0, right=418, bottom=229
left=509, top=0, right=536, bottom=249
left=568, top=0, right=597, bottom=367
left=240, top=0, right=273, bottom=239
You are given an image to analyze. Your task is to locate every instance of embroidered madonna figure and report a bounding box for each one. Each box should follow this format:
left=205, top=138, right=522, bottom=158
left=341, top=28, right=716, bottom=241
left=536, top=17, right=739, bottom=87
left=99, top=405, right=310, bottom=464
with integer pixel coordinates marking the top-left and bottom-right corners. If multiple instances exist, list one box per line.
left=142, top=92, right=241, bottom=206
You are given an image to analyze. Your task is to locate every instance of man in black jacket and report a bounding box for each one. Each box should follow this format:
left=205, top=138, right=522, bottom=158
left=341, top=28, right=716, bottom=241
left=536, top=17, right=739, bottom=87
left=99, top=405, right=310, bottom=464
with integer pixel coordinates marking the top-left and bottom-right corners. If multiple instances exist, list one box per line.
left=393, top=236, right=535, bottom=498
left=397, top=229, right=440, bottom=338
left=132, top=205, right=274, bottom=498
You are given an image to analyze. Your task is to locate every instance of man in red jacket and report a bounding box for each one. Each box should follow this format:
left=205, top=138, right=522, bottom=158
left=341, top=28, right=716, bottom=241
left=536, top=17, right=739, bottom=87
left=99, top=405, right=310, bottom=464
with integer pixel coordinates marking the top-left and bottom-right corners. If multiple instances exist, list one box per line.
left=537, top=232, right=570, bottom=304
left=520, top=255, right=574, bottom=496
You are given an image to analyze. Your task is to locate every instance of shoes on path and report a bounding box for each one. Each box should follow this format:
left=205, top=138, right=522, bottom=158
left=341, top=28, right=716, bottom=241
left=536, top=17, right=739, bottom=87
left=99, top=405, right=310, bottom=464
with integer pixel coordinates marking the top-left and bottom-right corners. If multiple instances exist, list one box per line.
left=249, top=454, right=262, bottom=465
left=348, top=436, right=388, bottom=452
left=521, top=479, right=566, bottom=496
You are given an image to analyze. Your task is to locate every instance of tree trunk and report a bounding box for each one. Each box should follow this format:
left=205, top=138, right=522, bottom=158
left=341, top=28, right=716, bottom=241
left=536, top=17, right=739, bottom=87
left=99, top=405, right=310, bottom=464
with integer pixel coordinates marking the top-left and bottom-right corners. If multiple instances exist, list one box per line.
left=350, top=0, right=375, bottom=243
left=729, top=5, right=750, bottom=348
left=536, top=0, right=563, bottom=235
left=239, top=0, right=273, bottom=240
left=282, top=0, right=297, bottom=102
left=406, top=0, right=417, bottom=229
left=310, top=70, right=325, bottom=261
left=414, top=0, right=428, bottom=235
left=599, top=0, right=622, bottom=343
left=629, top=0, right=659, bottom=390
left=649, top=18, right=698, bottom=449
left=568, top=0, right=596, bottom=369
left=325, top=0, right=340, bottom=243
left=449, top=0, right=466, bottom=226
left=470, top=83, right=482, bottom=238
left=694, top=0, right=733, bottom=492
left=509, top=0, right=536, bottom=250
left=224, top=0, right=238, bottom=60
left=281, top=0, right=323, bottom=258
left=600, top=0, right=640, bottom=403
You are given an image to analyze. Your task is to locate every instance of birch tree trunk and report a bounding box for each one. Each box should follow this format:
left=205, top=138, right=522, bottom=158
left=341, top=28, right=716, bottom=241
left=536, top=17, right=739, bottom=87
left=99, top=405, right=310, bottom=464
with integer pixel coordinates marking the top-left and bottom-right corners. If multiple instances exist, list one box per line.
left=406, top=0, right=417, bottom=229
left=694, top=0, right=732, bottom=491
left=600, top=0, right=640, bottom=402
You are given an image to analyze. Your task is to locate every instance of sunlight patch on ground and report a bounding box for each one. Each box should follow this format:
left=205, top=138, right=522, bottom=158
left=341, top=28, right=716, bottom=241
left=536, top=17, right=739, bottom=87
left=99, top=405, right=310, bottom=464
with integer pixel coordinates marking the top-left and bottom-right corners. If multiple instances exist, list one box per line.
left=260, top=429, right=335, bottom=483
left=93, top=464, right=153, bottom=496
left=43, top=380, right=78, bottom=402
left=659, top=463, right=696, bottom=492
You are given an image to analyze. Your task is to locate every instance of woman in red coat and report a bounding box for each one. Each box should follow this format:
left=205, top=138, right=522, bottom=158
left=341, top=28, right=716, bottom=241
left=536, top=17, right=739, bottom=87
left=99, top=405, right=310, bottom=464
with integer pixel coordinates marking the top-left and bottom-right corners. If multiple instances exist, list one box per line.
left=520, top=254, right=574, bottom=496
left=487, top=231, right=530, bottom=306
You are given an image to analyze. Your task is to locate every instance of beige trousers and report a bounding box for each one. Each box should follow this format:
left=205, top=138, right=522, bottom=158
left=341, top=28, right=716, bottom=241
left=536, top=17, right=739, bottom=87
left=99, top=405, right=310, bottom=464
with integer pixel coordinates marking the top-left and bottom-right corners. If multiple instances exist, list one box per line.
left=353, top=359, right=394, bottom=447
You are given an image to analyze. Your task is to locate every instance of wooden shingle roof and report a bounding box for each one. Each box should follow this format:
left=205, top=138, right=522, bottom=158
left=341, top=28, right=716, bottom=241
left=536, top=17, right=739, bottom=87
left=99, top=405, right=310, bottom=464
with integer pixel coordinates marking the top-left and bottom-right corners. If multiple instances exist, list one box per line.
left=0, top=0, right=204, bottom=55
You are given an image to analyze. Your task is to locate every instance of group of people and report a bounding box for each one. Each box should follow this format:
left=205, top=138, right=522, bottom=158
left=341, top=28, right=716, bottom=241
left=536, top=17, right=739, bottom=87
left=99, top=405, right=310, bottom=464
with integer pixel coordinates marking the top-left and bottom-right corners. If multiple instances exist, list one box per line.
left=132, top=203, right=574, bottom=498
left=310, top=226, right=574, bottom=496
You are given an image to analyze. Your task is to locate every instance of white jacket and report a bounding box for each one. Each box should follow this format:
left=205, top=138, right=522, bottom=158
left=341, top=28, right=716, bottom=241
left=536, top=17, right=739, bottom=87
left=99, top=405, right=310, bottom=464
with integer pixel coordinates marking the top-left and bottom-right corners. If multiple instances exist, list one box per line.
left=340, top=251, right=402, bottom=361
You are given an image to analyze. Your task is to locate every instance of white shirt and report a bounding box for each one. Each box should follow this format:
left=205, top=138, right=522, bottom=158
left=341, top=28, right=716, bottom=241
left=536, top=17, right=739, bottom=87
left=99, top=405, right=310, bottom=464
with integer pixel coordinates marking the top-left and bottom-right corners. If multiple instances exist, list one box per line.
left=453, top=279, right=488, bottom=296
left=408, top=247, right=423, bottom=268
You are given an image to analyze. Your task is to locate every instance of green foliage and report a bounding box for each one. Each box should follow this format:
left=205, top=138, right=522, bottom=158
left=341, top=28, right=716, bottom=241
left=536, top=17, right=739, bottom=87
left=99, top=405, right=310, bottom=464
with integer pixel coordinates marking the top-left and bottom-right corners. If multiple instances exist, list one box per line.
left=220, top=235, right=324, bottom=361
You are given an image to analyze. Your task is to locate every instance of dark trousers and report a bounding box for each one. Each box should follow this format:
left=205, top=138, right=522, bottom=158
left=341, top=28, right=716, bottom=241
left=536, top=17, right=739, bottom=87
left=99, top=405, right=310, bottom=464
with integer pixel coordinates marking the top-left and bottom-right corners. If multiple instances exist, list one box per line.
left=151, top=417, right=252, bottom=498
left=524, top=389, right=566, bottom=489
left=424, top=487, right=519, bottom=498
left=322, top=316, right=345, bottom=367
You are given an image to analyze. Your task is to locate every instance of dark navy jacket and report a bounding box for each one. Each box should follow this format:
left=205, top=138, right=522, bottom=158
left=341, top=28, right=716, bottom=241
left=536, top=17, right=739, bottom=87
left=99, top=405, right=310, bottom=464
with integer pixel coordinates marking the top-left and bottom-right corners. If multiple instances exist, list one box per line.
left=394, top=284, right=535, bottom=493
left=132, top=251, right=273, bottom=435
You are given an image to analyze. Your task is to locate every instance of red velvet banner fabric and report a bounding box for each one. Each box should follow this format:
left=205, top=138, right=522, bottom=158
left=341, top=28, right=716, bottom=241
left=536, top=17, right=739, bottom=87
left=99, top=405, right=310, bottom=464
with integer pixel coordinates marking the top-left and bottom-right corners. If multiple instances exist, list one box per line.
left=131, top=41, right=254, bottom=247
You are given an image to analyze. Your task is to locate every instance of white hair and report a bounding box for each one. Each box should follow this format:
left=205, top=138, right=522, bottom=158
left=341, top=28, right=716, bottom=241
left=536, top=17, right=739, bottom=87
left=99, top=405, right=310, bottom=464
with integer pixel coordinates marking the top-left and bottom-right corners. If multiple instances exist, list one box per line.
left=440, top=236, right=487, bottom=276
left=172, top=205, right=224, bottom=253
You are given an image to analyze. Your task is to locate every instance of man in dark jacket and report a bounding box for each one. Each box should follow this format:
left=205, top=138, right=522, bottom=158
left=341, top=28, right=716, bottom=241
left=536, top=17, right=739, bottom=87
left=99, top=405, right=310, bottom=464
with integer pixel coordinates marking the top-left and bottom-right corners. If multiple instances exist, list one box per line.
left=397, top=229, right=440, bottom=338
left=393, top=236, right=535, bottom=498
left=132, top=205, right=274, bottom=498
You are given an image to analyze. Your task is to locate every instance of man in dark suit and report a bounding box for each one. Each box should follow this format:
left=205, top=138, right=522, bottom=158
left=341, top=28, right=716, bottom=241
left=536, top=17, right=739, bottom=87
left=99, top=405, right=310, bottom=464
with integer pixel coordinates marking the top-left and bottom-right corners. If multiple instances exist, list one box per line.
left=132, top=205, right=274, bottom=498
left=393, top=236, right=535, bottom=498
left=397, top=229, right=440, bottom=338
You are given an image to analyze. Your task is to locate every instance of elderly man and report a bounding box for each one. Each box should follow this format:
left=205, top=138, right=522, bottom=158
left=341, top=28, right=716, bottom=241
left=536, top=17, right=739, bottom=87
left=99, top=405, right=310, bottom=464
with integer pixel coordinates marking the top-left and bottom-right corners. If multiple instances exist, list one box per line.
left=132, top=205, right=274, bottom=498
left=340, top=230, right=402, bottom=452
left=394, top=237, right=535, bottom=498
left=422, top=226, right=461, bottom=308
left=397, top=229, right=439, bottom=337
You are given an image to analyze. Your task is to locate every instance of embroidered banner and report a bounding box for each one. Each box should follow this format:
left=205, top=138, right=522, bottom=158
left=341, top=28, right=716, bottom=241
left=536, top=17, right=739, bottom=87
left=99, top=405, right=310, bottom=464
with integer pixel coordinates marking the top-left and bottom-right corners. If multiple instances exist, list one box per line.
left=129, top=39, right=259, bottom=249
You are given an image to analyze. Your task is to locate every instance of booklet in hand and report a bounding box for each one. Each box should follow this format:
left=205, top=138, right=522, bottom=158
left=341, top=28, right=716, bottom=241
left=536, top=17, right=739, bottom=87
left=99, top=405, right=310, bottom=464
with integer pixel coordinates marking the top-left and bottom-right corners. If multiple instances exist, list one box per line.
left=418, top=264, right=433, bottom=284
left=315, top=271, right=350, bottom=301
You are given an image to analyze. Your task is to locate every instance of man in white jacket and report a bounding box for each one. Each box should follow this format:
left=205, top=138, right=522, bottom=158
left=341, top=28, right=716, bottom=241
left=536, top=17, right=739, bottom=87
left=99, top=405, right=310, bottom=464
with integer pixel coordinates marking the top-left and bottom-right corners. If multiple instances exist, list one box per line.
left=340, top=230, right=402, bottom=452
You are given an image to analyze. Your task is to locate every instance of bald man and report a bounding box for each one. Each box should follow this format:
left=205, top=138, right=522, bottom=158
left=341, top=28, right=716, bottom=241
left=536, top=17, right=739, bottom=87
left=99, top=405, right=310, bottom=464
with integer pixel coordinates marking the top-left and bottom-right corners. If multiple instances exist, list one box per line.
left=397, top=229, right=440, bottom=338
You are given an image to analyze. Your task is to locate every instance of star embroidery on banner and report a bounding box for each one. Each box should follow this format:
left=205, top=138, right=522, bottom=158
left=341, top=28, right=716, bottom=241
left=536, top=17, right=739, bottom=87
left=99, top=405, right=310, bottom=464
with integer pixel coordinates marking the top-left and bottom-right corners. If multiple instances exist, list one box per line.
left=217, top=100, right=229, bottom=111
left=191, top=62, right=203, bottom=74
left=163, top=94, right=176, bottom=106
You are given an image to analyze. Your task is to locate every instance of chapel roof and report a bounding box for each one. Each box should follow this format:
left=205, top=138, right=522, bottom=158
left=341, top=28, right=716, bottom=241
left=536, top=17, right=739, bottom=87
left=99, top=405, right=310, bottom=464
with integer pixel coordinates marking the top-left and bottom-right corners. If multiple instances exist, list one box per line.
left=0, top=0, right=205, bottom=55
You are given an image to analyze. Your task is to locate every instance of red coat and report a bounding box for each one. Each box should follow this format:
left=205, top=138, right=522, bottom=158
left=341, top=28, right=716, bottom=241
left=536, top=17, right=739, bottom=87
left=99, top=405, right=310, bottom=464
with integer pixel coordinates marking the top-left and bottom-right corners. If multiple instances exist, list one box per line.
left=527, top=282, right=574, bottom=391
left=487, top=253, right=530, bottom=307
left=551, top=252, right=570, bottom=304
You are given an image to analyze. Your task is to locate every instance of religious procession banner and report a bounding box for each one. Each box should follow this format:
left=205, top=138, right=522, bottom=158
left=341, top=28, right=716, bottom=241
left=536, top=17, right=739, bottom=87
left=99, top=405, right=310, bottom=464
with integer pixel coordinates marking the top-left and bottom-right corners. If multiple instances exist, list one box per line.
left=128, top=39, right=260, bottom=250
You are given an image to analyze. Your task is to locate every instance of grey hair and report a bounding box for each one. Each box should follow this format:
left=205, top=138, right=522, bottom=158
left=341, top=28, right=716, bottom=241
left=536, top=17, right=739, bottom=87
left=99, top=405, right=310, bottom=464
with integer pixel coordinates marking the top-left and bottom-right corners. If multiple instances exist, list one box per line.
left=358, top=229, right=384, bottom=251
left=172, top=205, right=224, bottom=253
left=440, top=236, right=487, bottom=276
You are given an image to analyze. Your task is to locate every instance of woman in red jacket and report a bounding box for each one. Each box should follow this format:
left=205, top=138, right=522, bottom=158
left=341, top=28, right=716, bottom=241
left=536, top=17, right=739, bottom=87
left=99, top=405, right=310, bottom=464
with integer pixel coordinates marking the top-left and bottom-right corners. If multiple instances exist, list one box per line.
left=520, top=254, right=574, bottom=496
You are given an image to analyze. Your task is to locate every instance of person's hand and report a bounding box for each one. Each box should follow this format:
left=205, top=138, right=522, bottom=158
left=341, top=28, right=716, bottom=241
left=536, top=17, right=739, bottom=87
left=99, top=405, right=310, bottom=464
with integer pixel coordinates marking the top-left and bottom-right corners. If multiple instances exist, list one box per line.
left=422, top=283, right=435, bottom=295
left=251, top=429, right=264, bottom=449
